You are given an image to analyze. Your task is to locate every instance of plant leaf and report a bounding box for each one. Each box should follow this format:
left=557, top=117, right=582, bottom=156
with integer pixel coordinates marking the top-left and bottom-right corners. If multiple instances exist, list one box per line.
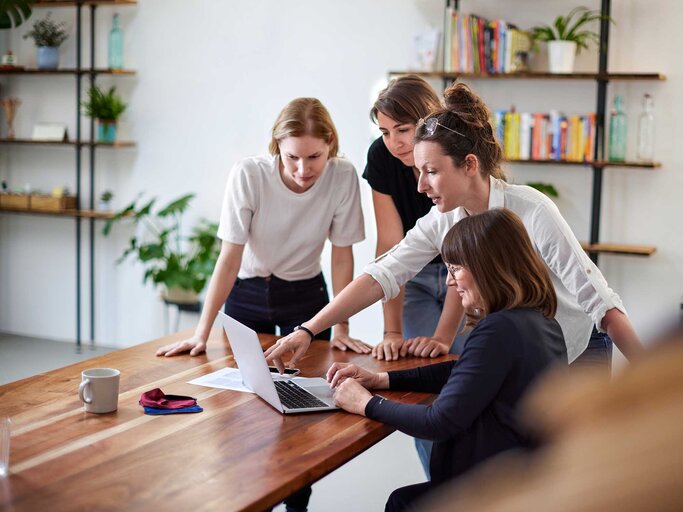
left=157, top=193, right=195, bottom=217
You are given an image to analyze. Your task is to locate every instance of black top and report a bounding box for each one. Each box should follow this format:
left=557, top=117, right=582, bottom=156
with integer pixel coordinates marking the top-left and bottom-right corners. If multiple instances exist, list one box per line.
left=365, top=308, right=567, bottom=485
left=363, top=137, right=436, bottom=236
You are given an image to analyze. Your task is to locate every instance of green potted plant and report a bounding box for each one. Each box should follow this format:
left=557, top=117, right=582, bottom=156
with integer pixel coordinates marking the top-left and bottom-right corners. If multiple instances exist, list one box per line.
left=98, top=189, right=114, bottom=211
left=103, top=193, right=220, bottom=304
left=23, top=12, right=68, bottom=69
left=82, top=85, right=127, bottom=143
left=0, top=0, right=33, bottom=29
left=530, top=6, right=612, bottom=73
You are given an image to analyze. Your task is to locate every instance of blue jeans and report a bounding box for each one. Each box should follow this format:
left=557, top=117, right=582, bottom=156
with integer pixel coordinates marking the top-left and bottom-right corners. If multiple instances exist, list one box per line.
left=403, top=262, right=457, bottom=480
left=570, top=327, right=613, bottom=376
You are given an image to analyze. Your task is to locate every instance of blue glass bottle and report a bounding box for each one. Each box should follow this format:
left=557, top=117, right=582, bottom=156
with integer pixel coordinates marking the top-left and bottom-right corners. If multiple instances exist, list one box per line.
left=608, top=95, right=627, bottom=162
left=108, top=14, right=123, bottom=70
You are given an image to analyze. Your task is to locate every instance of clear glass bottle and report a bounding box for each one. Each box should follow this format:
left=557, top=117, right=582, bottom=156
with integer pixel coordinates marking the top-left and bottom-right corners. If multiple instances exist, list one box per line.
left=608, top=95, right=627, bottom=162
left=108, top=13, right=123, bottom=69
left=636, top=93, right=655, bottom=162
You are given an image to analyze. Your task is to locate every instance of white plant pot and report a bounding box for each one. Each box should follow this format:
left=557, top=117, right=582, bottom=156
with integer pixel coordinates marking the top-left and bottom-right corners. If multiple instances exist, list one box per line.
left=548, top=40, right=577, bottom=73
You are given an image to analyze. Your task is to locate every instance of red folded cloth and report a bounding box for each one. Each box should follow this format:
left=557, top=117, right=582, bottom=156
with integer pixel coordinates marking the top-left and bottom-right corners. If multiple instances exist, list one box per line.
left=139, top=388, right=198, bottom=409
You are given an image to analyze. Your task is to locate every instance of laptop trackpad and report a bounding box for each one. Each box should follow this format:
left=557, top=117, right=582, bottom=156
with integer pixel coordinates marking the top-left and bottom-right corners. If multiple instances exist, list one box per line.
left=293, top=377, right=334, bottom=401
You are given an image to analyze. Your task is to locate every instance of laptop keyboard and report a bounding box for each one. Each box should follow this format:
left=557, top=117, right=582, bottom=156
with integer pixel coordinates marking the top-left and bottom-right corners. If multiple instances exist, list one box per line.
left=274, top=380, right=328, bottom=410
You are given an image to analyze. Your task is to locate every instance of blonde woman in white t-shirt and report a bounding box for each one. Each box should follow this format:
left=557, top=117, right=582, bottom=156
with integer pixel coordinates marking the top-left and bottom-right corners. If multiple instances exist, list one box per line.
left=156, top=98, right=369, bottom=361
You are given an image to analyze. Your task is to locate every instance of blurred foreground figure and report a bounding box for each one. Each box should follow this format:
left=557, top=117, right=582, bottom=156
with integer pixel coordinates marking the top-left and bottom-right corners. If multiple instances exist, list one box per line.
left=421, top=326, right=683, bottom=512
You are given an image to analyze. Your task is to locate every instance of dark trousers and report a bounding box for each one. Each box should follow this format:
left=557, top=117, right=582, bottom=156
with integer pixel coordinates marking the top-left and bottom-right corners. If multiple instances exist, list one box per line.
left=385, top=482, right=434, bottom=512
left=225, top=273, right=331, bottom=340
left=225, top=273, right=330, bottom=512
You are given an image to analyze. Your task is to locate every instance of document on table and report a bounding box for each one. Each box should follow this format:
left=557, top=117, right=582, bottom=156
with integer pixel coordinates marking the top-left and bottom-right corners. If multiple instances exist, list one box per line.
left=188, top=367, right=255, bottom=393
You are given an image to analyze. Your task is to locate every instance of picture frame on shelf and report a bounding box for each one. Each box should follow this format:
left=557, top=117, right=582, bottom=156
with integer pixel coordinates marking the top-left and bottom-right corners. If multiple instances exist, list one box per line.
left=32, top=122, right=68, bottom=141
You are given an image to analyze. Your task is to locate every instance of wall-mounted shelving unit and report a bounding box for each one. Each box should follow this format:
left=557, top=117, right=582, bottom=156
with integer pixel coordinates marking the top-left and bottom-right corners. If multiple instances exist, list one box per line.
left=0, top=0, right=137, bottom=349
left=389, top=0, right=664, bottom=261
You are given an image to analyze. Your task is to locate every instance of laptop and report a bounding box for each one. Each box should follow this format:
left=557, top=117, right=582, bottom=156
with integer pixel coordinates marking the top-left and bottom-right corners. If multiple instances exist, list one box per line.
left=217, top=311, right=338, bottom=414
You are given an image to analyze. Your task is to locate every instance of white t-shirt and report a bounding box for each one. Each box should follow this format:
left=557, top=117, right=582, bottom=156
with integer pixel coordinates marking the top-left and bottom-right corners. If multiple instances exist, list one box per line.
left=364, top=176, right=626, bottom=362
left=217, top=154, right=365, bottom=281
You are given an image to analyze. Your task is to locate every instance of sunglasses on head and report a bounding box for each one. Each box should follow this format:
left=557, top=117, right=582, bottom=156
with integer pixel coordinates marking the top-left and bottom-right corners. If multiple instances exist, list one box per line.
left=417, top=116, right=467, bottom=138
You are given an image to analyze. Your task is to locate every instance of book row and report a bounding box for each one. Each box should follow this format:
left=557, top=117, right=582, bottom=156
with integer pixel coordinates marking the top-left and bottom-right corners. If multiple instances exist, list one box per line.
left=444, top=8, right=531, bottom=74
left=492, top=111, right=596, bottom=162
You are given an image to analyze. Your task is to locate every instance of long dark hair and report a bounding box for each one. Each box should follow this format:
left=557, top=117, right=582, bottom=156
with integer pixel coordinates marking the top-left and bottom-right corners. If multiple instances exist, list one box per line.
left=441, top=208, right=556, bottom=325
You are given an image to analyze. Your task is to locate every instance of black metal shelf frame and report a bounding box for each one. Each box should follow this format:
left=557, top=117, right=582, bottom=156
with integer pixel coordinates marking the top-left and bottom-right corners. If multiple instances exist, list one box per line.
left=441, top=0, right=643, bottom=265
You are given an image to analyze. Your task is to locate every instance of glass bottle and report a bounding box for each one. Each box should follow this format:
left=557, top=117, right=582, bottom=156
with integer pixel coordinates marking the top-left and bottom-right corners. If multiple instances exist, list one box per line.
left=636, top=93, right=655, bottom=162
left=608, top=95, right=627, bottom=162
left=108, top=13, right=123, bottom=70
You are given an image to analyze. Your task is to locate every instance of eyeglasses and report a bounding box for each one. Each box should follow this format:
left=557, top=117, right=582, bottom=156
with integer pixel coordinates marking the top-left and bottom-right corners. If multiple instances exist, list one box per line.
left=446, top=263, right=464, bottom=279
left=418, top=117, right=467, bottom=138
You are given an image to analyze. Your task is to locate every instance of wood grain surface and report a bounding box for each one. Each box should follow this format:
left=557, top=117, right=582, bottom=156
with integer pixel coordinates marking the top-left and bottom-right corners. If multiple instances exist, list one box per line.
left=0, top=330, right=453, bottom=512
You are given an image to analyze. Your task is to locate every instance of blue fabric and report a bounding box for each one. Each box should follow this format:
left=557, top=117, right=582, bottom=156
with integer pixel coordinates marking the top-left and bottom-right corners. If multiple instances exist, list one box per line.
left=570, top=326, right=613, bottom=375
left=224, top=273, right=331, bottom=340
left=366, top=308, right=567, bottom=485
left=143, top=405, right=203, bottom=415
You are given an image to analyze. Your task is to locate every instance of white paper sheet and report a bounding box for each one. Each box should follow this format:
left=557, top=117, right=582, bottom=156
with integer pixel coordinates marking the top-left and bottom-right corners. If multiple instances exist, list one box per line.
left=187, top=367, right=254, bottom=393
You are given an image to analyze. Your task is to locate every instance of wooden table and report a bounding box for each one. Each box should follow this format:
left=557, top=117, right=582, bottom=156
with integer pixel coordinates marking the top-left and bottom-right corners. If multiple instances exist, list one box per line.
left=0, top=330, right=451, bottom=512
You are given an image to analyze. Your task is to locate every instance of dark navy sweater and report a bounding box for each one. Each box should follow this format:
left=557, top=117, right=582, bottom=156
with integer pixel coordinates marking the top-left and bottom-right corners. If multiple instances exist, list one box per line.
left=365, top=308, right=566, bottom=484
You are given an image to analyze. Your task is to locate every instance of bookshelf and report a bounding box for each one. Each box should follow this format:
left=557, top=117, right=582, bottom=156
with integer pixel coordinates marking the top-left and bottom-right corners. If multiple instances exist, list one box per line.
left=390, top=0, right=664, bottom=262
left=0, top=1, right=137, bottom=349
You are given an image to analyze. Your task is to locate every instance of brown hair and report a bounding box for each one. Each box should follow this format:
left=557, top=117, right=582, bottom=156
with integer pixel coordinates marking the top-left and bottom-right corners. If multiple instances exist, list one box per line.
left=269, top=97, right=339, bottom=157
left=415, top=82, right=506, bottom=180
left=370, top=74, right=442, bottom=125
left=441, top=208, right=556, bottom=325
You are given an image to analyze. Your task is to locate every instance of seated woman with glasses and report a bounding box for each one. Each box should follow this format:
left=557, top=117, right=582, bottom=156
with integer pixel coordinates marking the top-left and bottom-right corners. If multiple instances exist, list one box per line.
left=266, top=82, right=643, bottom=377
left=365, top=75, right=462, bottom=365
left=327, top=208, right=567, bottom=512
left=155, top=97, right=368, bottom=510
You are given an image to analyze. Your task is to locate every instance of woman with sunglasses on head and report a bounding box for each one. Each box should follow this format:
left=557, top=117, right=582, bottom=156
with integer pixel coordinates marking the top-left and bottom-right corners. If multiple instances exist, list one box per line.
left=365, top=75, right=464, bottom=364
left=266, top=82, right=643, bottom=374
left=156, top=97, right=367, bottom=511
left=327, top=208, right=567, bottom=511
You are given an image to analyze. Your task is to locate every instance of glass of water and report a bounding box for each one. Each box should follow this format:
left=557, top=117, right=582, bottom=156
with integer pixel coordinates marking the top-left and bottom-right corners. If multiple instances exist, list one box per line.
left=0, top=417, right=10, bottom=477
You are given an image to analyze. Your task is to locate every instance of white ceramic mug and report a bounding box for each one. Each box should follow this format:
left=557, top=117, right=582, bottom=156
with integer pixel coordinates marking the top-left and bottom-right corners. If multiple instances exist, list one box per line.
left=78, top=368, right=120, bottom=413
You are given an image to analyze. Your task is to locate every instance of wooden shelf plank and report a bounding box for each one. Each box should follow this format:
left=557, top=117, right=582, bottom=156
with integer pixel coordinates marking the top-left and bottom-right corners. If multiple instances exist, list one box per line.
left=0, top=138, right=136, bottom=147
left=580, top=242, right=656, bottom=256
left=0, top=206, right=116, bottom=219
left=504, top=158, right=661, bottom=169
left=388, top=70, right=666, bottom=81
left=33, top=0, right=137, bottom=7
left=0, top=68, right=136, bottom=75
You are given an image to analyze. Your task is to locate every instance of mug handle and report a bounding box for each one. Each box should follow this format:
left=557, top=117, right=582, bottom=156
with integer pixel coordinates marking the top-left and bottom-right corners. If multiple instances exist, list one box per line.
left=78, top=379, right=92, bottom=404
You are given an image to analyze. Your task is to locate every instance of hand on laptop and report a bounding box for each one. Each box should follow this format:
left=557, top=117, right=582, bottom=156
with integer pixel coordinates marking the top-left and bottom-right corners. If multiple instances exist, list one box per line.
left=264, top=329, right=311, bottom=373
left=156, top=335, right=207, bottom=357
left=326, top=363, right=387, bottom=390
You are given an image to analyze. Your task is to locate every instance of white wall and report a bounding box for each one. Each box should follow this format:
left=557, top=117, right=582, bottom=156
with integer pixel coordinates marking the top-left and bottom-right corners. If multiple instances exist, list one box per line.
left=1, top=0, right=681, bottom=351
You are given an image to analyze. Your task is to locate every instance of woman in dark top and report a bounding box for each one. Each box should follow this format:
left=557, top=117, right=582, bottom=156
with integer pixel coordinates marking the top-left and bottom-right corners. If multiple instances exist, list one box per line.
left=365, top=75, right=464, bottom=366
left=327, top=208, right=567, bottom=512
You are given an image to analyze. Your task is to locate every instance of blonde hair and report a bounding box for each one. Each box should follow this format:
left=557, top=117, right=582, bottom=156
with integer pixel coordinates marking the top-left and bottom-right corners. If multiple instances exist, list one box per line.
left=269, top=97, right=339, bottom=157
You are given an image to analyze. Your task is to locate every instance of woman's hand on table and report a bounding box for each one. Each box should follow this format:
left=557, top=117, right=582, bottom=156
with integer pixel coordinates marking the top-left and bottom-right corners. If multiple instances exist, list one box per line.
left=404, top=336, right=449, bottom=358
left=331, top=333, right=372, bottom=354
left=156, top=335, right=207, bottom=357
left=331, top=378, right=373, bottom=416
left=371, top=332, right=407, bottom=361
